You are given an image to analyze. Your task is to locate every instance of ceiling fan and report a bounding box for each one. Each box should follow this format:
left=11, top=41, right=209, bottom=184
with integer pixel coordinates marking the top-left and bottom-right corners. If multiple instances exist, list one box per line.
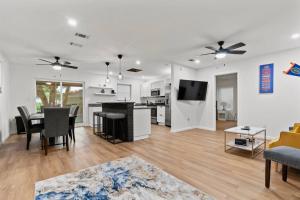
left=201, top=41, right=246, bottom=59
left=36, top=56, right=78, bottom=70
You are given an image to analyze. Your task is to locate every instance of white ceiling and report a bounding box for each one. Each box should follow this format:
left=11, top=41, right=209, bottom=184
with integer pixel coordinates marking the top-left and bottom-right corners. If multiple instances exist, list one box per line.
left=0, top=0, right=300, bottom=79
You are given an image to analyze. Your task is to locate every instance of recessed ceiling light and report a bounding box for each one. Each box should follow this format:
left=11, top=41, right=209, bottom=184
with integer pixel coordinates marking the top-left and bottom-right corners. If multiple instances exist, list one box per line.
left=194, top=59, right=200, bottom=64
left=291, top=33, right=300, bottom=39
left=188, top=59, right=200, bottom=64
left=215, top=53, right=227, bottom=59
left=136, top=60, right=141, bottom=65
left=67, top=18, right=77, bottom=27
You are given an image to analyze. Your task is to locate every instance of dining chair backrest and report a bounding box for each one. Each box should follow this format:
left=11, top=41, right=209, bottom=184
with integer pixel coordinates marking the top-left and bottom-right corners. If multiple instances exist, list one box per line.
left=73, top=106, right=79, bottom=116
left=69, top=105, right=76, bottom=115
left=17, top=106, right=30, bottom=133
left=22, top=106, right=30, bottom=117
left=44, top=107, right=70, bottom=138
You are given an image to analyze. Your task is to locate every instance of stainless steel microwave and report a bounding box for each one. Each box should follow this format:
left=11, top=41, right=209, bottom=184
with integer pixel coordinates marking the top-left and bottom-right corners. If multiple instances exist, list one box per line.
left=151, top=89, right=160, bottom=97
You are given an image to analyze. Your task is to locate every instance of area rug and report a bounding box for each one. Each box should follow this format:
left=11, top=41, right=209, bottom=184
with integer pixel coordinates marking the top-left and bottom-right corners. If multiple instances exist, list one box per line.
left=35, top=155, right=214, bottom=200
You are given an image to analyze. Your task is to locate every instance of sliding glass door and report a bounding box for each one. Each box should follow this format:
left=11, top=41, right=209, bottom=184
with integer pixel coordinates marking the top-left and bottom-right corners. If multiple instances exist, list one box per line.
left=35, top=80, right=84, bottom=123
left=36, top=81, right=61, bottom=112
left=61, top=82, right=83, bottom=123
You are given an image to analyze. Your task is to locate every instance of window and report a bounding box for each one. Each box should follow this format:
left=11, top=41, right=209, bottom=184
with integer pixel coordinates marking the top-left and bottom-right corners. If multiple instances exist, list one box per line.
left=35, top=81, right=84, bottom=123
left=117, top=83, right=131, bottom=101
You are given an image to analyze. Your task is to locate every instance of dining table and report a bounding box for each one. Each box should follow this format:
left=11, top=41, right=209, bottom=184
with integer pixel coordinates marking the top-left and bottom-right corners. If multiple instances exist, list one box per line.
left=29, top=113, right=75, bottom=145
left=29, top=113, right=75, bottom=120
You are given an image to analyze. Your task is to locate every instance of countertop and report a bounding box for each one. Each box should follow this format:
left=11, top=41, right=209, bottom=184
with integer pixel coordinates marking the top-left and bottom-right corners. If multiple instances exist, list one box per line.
left=134, top=106, right=151, bottom=110
left=88, top=102, right=162, bottom=109
left=88, top=102, right=135, bottom=107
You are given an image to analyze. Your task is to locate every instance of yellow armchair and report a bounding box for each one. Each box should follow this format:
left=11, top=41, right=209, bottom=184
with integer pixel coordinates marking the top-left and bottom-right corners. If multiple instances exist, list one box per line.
left=268, top=123, right=300, bottom=149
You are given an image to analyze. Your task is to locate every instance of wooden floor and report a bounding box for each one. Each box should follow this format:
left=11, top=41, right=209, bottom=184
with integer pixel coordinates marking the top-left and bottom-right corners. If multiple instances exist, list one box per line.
left=0, top=125, right=300, bottom=200
left=216, top=120, right=237, bottom=131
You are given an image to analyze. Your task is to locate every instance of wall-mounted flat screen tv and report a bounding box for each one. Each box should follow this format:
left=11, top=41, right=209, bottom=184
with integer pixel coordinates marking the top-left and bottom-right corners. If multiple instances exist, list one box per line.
left=177, top=79, right=208, bottom=101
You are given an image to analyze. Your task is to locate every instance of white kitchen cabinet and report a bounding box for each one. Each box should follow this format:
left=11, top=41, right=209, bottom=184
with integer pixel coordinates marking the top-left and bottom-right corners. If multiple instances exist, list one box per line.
left=160, top=82, right=165, bottom=96
left=133, top=108, right=151, bottom=140
left=157, top=105, right=165, bottom=124
left=140, top=82, right=151, bottom=97
left=151, top=80, right=165, bottom=96
left=151, top=81, right=161, bottom=90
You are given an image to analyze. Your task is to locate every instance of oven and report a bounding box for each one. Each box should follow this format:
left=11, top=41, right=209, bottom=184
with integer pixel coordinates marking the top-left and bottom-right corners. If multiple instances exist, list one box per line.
left=151, top=107, right=157, bottom=124
left=151, top=89, right=160, bottom=97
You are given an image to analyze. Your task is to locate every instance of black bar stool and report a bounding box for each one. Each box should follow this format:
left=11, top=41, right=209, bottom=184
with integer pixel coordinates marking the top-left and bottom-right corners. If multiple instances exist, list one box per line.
left=93, top=112, right=108, bottom=139
left=106, top=113, right=126, bottom=144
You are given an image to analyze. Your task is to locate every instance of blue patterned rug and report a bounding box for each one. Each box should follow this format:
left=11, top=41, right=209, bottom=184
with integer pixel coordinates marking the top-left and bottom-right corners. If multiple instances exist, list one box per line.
left=35, top=155, right=214, bottom=200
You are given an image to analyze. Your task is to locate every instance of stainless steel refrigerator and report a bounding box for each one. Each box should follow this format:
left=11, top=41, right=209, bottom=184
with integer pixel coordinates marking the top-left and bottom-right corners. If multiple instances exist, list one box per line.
left=165, top=93, right=171, bottom=127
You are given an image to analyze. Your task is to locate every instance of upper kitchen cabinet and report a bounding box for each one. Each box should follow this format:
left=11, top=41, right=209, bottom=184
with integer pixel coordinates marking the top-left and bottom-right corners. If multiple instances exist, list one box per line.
left=151, top=80, right=165, bottom=96
left=140, top=82, right=151, bottom=97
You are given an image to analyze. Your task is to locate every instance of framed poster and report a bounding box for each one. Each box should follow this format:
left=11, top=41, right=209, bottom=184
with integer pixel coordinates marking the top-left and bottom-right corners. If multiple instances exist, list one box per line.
left=259, top=63, right=274, bottom=93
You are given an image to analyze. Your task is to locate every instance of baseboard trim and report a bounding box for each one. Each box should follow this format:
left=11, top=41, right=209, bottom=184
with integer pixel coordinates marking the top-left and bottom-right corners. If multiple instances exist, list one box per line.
left=171, top=126, right=197, bottom=133
left=196, top=126, right=216, bottom=131
left=134, top=135, right=149, bottom=141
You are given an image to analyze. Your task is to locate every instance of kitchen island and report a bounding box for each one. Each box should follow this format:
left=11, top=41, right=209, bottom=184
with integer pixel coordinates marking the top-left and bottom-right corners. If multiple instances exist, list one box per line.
left=89, top=102, right=151, bottom=141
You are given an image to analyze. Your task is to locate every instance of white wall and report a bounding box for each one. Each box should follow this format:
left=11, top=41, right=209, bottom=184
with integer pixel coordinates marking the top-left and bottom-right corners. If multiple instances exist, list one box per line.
left=196, top=48, right=300, bottom=138
left=0, top=53, right=11, bottom=142
left=171, top=64, right=204, bottom=132
left=9, top=65, right=143, bottom=133
left=216, top=74, right=237, bottom=120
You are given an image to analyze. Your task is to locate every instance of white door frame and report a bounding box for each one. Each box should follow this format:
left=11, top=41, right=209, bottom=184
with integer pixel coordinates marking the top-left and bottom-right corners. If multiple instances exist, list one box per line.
left=213, top=72, right=238, bottom=131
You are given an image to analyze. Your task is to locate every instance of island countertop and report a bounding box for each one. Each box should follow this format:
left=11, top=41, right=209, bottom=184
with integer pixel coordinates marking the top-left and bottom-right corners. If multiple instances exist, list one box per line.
left=89, top=102, right=150, bottom=109
left=88, top=102, right=135, bottom=107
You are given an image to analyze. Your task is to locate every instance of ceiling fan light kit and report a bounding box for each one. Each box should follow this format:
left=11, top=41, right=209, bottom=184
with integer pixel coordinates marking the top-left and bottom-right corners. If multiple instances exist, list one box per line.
left=200, top=41, right=246, bottom=59
left=52, top=65, right=62, bottom=71
left=215, top=52, right=227, bottom=59
left=36, top=56, right=78, bottom=70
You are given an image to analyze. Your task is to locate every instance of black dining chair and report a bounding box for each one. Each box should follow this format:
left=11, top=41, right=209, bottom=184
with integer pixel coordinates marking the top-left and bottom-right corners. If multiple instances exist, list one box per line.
left=17, top=106, right=43, bottom=150
left=69, top=105, right=79, bottom=142
left=42, top=107, right=70, bottom=155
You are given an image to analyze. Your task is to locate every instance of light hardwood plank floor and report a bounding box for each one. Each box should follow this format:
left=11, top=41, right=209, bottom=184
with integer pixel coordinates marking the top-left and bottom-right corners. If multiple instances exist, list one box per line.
left=216, top=120, right=237, bottom=131
left=0, top=125, right=299, bottom=199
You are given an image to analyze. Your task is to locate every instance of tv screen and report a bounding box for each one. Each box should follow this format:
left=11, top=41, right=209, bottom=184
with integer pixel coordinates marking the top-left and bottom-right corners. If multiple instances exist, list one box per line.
left=177, top=79, right=208, bottom=101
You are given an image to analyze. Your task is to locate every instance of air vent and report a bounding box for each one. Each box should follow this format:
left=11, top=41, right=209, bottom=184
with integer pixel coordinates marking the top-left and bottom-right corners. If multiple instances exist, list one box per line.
left=70, top=42, right=83, bottom=48
left=127, top=68, right=143, bottom=72
left=75, top=32, right=90, bottom=39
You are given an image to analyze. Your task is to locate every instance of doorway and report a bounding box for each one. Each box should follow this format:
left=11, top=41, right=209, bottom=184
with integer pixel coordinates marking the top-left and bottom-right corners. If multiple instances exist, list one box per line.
left=215, top=73, right=237, bottom=130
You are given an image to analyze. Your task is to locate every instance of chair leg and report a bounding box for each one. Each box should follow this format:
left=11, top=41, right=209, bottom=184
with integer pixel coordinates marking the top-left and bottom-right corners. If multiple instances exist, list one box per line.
left=265, top=159, right=271, bottom=188
left=40, top=133, right=43, bottom=149
left=72, top=127, right=75, bottom=142
left=66, top=135, right=69, bottom=151
left=26, top=133, right=32, bottom=150
left=112, top=120, right=116, bottom=144
left=44, top=137, right=48, bottom=156
left=120, top=119, right=126, bottom=141
left=69, top=129, right=72, bottom=141
left=105, top=118, right=108, bottom=140
left=63, top=136, right=65, bottom=146
left=282, top=165, right=288, bottom=182
left=93, top=113, right=95, bottom=134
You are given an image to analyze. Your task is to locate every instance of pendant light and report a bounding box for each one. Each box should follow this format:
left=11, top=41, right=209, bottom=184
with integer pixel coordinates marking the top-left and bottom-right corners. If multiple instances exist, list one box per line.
left=105, top=62, right=110, bottom=83
left=117, top=54, right=124, bottom=80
